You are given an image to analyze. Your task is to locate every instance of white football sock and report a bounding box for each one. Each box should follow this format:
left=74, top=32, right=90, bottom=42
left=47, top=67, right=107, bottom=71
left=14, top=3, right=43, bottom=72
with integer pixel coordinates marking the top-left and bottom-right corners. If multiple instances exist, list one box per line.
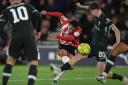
left=62, top=56, right=70, bottom=64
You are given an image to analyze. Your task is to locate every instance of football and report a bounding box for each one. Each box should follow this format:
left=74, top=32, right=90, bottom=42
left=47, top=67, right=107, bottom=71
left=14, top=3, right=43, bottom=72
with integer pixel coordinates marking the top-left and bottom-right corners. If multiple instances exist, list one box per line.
left=77, top=43, right=91, bottom=56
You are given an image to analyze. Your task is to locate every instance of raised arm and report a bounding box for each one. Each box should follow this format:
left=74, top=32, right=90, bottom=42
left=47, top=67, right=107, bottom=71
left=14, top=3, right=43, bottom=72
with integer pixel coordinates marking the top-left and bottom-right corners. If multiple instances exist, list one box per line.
left=105, top=17, right=120, bottom=48
left=111, top=25, right=120, bottom=48
left=41, top=10, right=63, bottom=17
left=41, top=10, right=70, bottom=25
left=28, top=4, right=42, bottom=39
left=76, top=2, right=89, bottom=10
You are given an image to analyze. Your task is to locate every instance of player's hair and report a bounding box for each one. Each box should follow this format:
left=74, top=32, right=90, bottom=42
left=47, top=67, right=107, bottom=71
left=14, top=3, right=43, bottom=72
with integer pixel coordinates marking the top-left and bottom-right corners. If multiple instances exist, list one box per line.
left=88, top=3, right=100, bottom=10
left=69, top=20, right=78, bottom=28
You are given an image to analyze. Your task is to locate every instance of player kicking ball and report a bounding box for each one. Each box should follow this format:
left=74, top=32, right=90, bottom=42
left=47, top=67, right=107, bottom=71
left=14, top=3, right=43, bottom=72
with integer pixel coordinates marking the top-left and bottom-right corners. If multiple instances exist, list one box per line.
left=76, top=2, right=128, bottom=84
left=41, top=10, right=83, bottom=84
left=50, top=43, right=90, bottom=85
left=45, top=2, right=128, bottom=85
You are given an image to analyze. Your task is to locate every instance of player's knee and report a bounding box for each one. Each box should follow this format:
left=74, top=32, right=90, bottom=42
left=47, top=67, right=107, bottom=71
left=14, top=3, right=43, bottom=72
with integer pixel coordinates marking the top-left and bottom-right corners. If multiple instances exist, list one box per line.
left=97, top=58, right=106, bottom=62
left=6, top=56, right=15, bottom=65
left=29, top=60, right=38, bottom=65
left=58, top=49, right=68, bottom=57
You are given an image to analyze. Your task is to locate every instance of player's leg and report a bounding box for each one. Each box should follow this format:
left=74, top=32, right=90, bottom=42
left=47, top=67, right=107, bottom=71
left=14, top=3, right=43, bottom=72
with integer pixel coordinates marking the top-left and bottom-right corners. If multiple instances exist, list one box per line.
left=103, top=42, right=128, bottom=76
left=59, top=53, right=87, bottom=71
left=28, top=60, right=38, bottom=85
left=50, top=49, right=68, bottom=82
left=59, top=43, right=92, bottom=72
left=51, top=45, right=75, bottom=75
left=50, top=45, right=78, bottom=83
left=96, top=61, right=105, bottom=74
left=97, top=42, right=128, bottom=84
left=97, top=62, right=122, bottom=81
left=108, top=72, right=124, bottom=81
left=95, top=48, right=107, bottom=74
left=51, top=48, right=88, bottom=77
left=50, top=53, right=87, bottom=85
left=24, top=36, right=38, bottom=85
left=58, top=44, right=77, bottom=64
left=2, top=40, right=19, bottom=85
left=58, top=49, right=70, bottom=64
left=2, top=56, right=16, bottom=85
left=96, top=49, right=124, bottom=82
left=95, top=50, right=108, bottom=83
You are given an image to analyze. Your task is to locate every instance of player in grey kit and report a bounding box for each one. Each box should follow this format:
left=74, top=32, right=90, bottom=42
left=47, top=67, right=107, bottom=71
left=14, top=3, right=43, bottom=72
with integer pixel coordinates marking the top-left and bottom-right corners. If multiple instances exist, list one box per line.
left=0, top=0, right=42, bottom=85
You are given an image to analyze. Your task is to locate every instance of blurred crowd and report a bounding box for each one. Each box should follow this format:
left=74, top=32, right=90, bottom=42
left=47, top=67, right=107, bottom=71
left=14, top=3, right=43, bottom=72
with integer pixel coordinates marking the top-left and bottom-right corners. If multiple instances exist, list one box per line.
left=0, top=0, right=128, bottom=61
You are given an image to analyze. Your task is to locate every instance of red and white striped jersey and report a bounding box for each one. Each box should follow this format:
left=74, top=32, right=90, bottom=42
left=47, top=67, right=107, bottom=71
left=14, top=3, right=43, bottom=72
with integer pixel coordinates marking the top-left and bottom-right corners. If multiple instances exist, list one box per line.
left=59, top=25, right=82, bottom=47
left=58, top=16, right=82, bottom=47
left=46, top=12, right=82, bottom=47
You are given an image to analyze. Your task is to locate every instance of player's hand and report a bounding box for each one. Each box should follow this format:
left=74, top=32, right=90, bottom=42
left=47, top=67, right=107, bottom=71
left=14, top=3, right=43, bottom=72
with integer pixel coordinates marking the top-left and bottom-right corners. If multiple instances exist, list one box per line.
left=40, top=10, right=47, bottom=15
left=75, top=2, right=89, bottom=9
left=76, top=2, right=81, bottom=7
left=48, top=34, right=58, bottom=39
left=35, top=32, right=41, bottom=40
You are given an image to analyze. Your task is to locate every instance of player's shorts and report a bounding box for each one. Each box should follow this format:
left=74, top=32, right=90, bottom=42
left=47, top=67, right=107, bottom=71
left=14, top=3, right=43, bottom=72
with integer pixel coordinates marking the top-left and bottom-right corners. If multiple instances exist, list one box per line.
left=88, top=43, right=109, bottom=62
left=58, top=44, right=77, bottom=56
left=9, top=35, right=38, bottom=61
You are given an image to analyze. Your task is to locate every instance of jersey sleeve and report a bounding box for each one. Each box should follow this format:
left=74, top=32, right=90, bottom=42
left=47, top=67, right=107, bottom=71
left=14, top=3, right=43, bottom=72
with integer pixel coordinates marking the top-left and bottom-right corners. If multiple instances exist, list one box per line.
left=0, top=10, right=8, bottom=32
left=27, top=4, right=38, bottom=15
left=57, top=35, right=75, bottom=41
left=46, top=12, right=63, bottom=17
left=27, top=4, right=42, bottom=32
left=46, top=12, right=70, bottom=25
left=105, top=18, right=114, bottom=31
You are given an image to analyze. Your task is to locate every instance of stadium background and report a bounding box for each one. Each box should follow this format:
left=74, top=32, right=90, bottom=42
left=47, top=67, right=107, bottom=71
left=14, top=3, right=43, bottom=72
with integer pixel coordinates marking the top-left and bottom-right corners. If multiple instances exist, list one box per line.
left=0, top=0, right=128, bottom=65
left=0, top=0, right=128, bottom=85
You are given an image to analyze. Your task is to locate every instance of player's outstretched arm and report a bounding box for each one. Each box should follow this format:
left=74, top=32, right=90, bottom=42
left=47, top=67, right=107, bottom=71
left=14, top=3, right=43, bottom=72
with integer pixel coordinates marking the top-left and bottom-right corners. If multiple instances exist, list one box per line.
left=41, top=10, right=70, bottom=25
left=48, top=34, right=75, bottom=41
left=111, top=25, right=120, bottom=48
left=76, top=2, right=89, bottom=10
left=41, top=10, right=63, bottom=17
left=57, top=35, right=75, bottom=41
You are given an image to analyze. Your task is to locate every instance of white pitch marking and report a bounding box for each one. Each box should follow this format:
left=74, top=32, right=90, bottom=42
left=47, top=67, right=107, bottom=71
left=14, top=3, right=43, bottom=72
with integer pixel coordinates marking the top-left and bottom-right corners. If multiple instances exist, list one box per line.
left=0, top=78, right=95, bottom=82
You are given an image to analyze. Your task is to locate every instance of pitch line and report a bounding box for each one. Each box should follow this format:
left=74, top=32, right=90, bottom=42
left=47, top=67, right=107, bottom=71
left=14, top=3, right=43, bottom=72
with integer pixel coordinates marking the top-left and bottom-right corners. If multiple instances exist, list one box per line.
left=0, top=78, right=95, bottom=82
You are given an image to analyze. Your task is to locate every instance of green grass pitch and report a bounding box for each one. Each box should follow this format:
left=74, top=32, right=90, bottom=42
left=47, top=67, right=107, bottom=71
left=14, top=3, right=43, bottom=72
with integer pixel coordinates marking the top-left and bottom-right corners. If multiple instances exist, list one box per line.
left=0, top=65, right=128, bottom=85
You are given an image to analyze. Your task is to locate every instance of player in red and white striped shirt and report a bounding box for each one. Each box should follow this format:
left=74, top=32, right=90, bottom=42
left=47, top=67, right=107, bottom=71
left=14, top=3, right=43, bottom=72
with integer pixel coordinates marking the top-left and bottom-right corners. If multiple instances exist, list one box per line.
left=41, top=10, right=83, bottom=83
left=41, top=10, right=82, bottom=64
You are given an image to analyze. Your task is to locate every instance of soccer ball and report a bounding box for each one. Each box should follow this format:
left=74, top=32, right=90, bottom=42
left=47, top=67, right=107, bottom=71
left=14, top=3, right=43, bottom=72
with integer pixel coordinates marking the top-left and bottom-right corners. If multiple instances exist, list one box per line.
left=77, top=43, right=91, bottom=56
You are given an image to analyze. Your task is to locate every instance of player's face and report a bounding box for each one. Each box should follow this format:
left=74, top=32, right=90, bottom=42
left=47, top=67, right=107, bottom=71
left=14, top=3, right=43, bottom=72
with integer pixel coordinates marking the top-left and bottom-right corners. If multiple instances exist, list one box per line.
left=90, top=9, right=98, bottom=17
left=15, top=0, right=22, bottom=3
left=9, top=0, right=22, bottom=4
left=60, top=15, right=68, bottom=21
left=9, top=0, right=14, bottom=3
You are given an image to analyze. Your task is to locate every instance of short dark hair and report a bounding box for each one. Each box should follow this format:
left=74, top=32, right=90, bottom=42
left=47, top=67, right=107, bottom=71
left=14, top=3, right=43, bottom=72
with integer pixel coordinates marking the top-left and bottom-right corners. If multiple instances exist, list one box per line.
left=88, top=3, right=100, bottom=10
left=69, top=20, right=78, bottom=28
